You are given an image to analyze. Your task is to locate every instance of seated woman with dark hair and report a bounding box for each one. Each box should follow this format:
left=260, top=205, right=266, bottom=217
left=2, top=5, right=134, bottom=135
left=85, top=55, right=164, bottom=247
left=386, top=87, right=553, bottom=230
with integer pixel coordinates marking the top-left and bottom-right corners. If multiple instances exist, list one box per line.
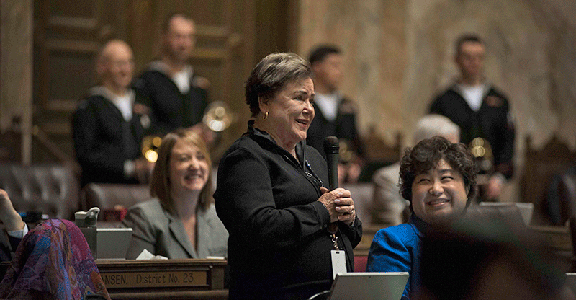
left=123, top=129, right=228, bottom=259
left=366, top=136, right=478, bottom=300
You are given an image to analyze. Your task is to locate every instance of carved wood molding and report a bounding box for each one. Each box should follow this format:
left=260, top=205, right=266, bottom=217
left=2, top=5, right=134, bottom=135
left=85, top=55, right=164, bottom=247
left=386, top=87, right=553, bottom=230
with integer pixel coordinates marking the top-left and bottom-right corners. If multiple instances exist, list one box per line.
left=45, top=39, right=99, bottom=53
left=47, top=16, right=98, bottom=31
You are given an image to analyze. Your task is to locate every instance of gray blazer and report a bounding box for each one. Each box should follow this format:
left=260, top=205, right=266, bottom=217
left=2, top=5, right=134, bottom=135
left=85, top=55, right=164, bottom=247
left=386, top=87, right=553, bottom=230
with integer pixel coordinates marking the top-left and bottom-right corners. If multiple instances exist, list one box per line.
left=122, top=199, right=228, bottom=259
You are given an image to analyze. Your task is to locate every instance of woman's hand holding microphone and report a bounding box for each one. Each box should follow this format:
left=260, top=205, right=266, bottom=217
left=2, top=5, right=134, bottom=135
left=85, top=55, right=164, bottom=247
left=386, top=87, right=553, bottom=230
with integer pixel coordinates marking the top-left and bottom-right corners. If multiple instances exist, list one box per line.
left=318, top=187, right=356, bottom=225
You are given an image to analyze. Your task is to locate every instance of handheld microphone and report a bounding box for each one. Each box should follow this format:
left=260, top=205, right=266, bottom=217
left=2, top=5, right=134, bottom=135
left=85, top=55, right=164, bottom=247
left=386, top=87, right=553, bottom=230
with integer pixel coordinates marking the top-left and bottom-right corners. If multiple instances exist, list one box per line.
left=323, top=136, right=340, bottom=190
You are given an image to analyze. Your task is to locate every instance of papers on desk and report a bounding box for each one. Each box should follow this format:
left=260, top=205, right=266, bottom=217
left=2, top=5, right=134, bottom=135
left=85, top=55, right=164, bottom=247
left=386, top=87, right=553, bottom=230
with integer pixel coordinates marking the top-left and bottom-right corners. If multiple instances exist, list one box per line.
left=136, top=249, right=168, bottom=260
left=134, top=251, right=226, bottom=260
left=206, top=256, right=226, bottom=260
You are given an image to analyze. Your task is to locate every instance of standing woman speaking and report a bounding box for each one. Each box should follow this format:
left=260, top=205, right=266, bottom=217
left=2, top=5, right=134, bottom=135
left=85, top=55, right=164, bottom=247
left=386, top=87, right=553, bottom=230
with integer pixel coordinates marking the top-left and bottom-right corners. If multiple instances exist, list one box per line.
left=215, top=53, right=362, bottom=300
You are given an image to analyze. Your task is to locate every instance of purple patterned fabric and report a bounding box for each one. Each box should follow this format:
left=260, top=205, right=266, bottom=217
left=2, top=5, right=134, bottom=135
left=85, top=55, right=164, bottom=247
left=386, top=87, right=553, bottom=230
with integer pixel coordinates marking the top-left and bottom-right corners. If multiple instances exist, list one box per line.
left=0, top=219, right=110, bottom=299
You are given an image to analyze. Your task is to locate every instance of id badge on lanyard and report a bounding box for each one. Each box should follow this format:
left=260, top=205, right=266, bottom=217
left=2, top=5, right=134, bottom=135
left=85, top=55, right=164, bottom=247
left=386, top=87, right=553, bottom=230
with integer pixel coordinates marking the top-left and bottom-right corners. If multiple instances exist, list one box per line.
left=330, top=232, right=347, bottom=279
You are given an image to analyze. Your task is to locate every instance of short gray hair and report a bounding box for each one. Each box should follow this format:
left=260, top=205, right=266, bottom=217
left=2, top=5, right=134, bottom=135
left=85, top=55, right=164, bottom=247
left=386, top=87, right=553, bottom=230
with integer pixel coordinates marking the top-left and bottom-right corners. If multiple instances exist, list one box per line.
left=413, top=114, right=460, bottom=144
left=245, top=53, right=311, bottom=117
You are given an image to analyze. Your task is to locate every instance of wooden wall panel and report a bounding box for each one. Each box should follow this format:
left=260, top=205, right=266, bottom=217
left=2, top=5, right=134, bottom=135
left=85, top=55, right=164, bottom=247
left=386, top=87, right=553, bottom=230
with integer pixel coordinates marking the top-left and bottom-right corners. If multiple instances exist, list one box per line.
left=33, top=0, right=100, bottom=163
left=31, top=0, right=293, bottom=163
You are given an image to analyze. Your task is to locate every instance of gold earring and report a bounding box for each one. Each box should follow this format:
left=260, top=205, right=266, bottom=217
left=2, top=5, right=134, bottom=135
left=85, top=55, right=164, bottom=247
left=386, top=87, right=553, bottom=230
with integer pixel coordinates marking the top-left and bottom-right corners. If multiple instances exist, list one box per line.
left=263, top=111, right=269, bottom=120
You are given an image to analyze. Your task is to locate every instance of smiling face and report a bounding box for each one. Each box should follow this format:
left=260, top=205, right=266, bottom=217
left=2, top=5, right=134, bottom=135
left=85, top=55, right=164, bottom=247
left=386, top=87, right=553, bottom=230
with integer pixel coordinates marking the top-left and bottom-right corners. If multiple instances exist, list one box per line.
left=411, top=159, right=469, bottom=224
left=98, top=41, right=134, bottom=94
left=259, top=77, right=315, bottom=151
left=169, top=139, right=209, bottom=197
left=108, top=45, right=134, bottom=92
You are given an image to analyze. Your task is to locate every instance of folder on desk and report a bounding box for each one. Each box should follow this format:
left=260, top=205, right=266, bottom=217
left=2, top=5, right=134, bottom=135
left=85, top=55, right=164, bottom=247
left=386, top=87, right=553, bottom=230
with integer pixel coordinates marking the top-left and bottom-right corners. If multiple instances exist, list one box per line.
left=329, top=272, right=408, bottom=300
left=82, top=227, right=132, bottom=260
left=96, top=228, right=132, bottom=259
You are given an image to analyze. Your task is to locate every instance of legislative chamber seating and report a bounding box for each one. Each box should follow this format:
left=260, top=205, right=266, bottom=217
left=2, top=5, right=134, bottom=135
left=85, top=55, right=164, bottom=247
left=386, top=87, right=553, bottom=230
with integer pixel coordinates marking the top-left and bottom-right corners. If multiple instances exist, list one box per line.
left=358, top=128, right=402, bottom=182
left=521, top=135, right=576, bottom=225
left=516, top=136, right=576, bottom=269
left=81, top=183, right=151, bottom=220
left=0, top=163, right=78, bottom=220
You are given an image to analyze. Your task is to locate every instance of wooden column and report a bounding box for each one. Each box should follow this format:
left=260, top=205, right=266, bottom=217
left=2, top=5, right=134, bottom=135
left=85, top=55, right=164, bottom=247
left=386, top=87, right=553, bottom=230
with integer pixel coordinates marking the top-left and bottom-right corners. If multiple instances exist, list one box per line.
left=0, top=0, right=33, bottom=164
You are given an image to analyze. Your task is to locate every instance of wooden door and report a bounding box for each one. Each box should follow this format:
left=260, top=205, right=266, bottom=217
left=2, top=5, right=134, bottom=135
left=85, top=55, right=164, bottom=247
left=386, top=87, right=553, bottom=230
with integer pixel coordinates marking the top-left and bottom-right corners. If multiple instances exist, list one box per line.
left=33, top=0, right=132, bottom=163
left=32, top=0, right=294, bottom=163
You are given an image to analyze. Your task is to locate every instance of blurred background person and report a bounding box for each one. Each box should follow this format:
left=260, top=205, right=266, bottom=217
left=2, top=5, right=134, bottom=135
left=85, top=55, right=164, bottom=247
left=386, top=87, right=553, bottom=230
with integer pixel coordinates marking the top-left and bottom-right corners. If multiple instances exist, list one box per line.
left=72, top=40, right=152, bottom=187
left=429, top=34, right=515, bottom=202
left=215, top=53, right=361, bottom=300
left=0, top=188, right=27, bottom=262
left=367, top=136, right=478, bottom=300
left=372, top=114, right=460, bottom=226
left=122, top=129, right=227, bottom=259
left=307, top=45, right=364, bottom=184
left=133, top=13, right=210, bottom=138
left=417, top=210, right=571, bottom=300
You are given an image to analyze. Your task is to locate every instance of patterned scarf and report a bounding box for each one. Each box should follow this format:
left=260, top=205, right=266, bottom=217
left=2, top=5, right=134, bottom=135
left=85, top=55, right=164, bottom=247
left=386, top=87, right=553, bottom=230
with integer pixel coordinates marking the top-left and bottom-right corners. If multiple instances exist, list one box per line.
left=0, top=219, right=110, bottom=299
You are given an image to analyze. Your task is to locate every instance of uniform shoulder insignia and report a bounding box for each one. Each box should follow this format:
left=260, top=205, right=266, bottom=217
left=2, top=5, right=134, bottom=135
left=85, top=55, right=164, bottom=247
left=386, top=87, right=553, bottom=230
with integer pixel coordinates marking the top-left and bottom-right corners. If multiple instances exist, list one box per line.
left=192, top=76, right=210, bottom=89
left=339, top=98, right=357, bottom=114
left=486, top=96, right=503, bottom=107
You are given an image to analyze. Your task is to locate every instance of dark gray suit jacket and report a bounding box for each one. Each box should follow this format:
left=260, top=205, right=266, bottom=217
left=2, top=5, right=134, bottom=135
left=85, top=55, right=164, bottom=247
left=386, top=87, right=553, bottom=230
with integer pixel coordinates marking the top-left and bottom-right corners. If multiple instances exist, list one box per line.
left=122, top=199, right=228, bottom=259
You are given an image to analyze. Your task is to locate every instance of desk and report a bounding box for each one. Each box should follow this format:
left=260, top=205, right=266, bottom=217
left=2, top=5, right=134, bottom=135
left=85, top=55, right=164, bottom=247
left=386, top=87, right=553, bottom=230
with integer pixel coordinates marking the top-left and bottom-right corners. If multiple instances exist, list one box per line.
left=97, top=259, right=228, bottom=299
left=530, top=225, right=571, bottom=252
left=0, top=259, right=228, bottom=300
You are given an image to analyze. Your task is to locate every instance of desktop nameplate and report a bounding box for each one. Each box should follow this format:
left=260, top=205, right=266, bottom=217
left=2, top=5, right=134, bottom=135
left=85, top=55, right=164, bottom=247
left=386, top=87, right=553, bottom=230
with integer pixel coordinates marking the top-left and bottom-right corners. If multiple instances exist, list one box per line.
left=101, top=270, right=207, bottom=288
left=0, top=259, right=229, bottom=300
left=96, top=259, right=228, bottom=300
left=96, top=259, right=226, bottom=290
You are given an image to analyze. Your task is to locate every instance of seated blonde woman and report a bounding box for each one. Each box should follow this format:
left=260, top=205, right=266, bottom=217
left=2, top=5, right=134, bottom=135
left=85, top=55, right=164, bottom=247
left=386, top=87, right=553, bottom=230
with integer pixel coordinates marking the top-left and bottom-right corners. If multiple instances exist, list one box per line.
left=123, top=129, right=228, bottom=259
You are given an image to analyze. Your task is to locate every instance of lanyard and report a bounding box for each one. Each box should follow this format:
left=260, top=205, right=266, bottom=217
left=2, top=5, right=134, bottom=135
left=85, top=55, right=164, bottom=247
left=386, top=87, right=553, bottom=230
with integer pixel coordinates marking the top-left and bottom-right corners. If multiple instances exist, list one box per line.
left=330, top=232, right=340, bottom=250
left=328, top=221, right=340, bottom=250
left=305, top=161, right=324, bottom=187
left=305, top=160, right=340, bottom=250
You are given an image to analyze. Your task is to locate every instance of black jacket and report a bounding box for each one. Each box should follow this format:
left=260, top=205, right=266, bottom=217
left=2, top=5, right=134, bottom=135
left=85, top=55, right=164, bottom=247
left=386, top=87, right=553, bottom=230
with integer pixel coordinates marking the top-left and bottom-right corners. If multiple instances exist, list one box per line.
left=215, top=122, right=362, bottom=300
left=133, top=64, right=208, bottom=135
left=72, top=90, right=144, bottom=186
left=430, top=85, right=515, bottom=178
left=306, top=96, right=364, bottom=160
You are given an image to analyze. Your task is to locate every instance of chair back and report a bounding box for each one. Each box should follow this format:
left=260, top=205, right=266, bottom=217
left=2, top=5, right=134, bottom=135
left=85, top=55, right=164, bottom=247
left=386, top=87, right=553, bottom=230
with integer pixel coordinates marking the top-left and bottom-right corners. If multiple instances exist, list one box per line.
left=0, top=164, right=78, bottom=220
left=521, top=135, right=576, bottom=225
left=81, top=183, right=151, bottom=219
left=354, top=255, right=368, bottom=272
left=359, top=129, right=403, bottom=182
left=558, top=172, right=576, bottom=261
